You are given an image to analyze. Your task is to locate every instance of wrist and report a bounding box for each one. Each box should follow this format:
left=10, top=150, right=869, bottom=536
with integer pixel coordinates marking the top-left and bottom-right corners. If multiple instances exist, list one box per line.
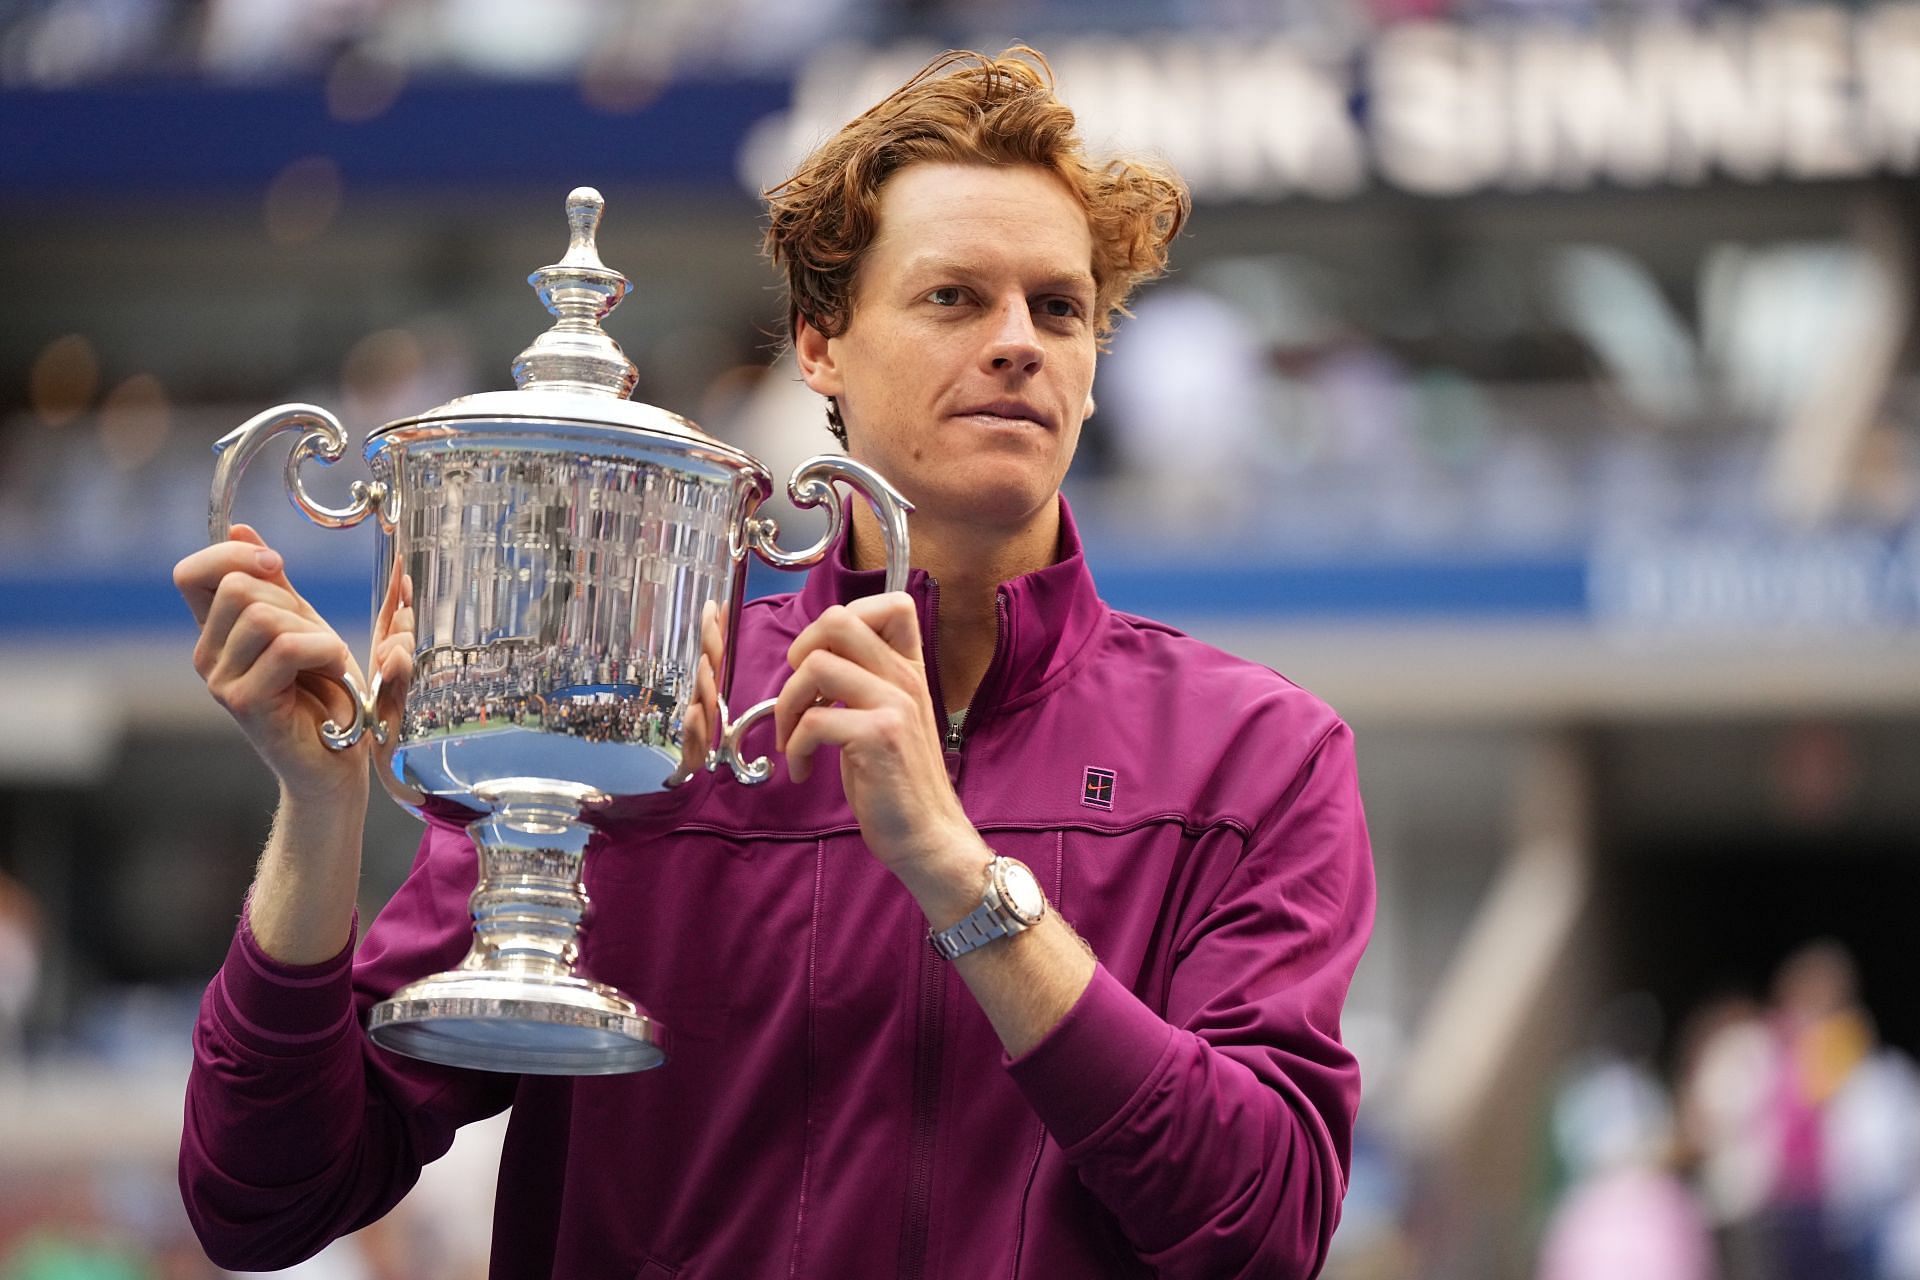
left=253, top=788, right=366, bottom=966
left=277, top=776, right=370, bottom=828
left=892, top=827, right=996, bottom=930
left=928, top=855, right=1048, bottom=962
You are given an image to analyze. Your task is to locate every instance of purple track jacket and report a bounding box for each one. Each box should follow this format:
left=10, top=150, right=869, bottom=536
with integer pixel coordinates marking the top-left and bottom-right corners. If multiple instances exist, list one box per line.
left=180, top=498, right=1376, bottom=1278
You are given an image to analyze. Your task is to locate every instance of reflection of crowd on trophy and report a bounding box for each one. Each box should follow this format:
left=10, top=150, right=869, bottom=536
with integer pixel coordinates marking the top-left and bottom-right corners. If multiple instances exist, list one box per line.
left=381, top=453, right=738, bottom=751
left=402, top=638, right=687, bottom=747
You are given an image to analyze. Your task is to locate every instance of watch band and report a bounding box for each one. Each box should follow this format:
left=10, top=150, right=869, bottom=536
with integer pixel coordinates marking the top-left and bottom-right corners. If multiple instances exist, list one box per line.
left=930, top=902, right=1022, bottom=960
left=928, top=857, right=1043, bottom=961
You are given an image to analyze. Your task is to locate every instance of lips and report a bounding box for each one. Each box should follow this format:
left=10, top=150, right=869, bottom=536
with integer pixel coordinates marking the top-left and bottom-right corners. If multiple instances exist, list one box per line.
left=955, top=399, right=1053, bottom=429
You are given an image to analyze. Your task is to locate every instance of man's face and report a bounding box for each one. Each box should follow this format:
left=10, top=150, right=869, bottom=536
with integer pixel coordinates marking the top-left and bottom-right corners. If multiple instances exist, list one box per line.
left=796, top=162, right=1098, bottom=532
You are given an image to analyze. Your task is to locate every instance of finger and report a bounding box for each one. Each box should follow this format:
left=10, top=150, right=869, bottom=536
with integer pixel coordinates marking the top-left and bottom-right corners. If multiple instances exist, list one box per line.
left=212, top=629, right=354, bottom=725
left=373, top=634, right=414, bottom=732
left=665, top=701, right=707, bottom=786
left=195, top=572, right=318, bottom=679
left=841, top=591, right=922, bottom=660
left=701, top=599, right=727, bottom=672
left=787, top=602, right=904, bottom=678
left=173, top=532, right=286, bottom=627
left=176, top=523, right=332, bottom=636
left=226, top=524, right=331, bottom=625
left=375, top=557, right=420, bottom=638
left=695, top=651, right=717, bottom=705
left=375, top=589, right=415, bottom=665
left=773, top=649, right=901, bottom=752
left=374, top=629, right=415, bottom=689
left=786, top=603, right=869, bottom=668
left=208, top=598, right=335, bottom=692
left=782, top=704, right=867, bottom=784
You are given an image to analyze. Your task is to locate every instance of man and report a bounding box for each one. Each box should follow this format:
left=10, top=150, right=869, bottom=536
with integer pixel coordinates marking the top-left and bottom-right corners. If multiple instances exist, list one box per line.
left=173, top=49, right=1374, bottom=1278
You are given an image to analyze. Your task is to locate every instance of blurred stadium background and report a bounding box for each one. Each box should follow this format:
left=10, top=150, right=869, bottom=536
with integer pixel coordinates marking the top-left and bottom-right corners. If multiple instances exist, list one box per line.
left=2, top=1, right=1918, bottom=1276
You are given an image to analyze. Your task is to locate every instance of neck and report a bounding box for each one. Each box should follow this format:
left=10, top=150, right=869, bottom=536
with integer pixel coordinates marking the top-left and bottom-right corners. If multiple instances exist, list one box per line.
left=848, top=498, right=1061, bottom=714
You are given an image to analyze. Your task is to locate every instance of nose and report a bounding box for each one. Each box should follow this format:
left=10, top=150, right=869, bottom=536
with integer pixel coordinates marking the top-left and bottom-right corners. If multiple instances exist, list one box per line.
left=982, top=296, right=1043, bottom=376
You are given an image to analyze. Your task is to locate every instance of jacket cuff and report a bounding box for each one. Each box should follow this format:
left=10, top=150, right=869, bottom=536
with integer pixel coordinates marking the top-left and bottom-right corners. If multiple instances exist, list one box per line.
left=208, top=910, right=359, bottom=1056
left=1004, top=964, right=1176, bottom=1149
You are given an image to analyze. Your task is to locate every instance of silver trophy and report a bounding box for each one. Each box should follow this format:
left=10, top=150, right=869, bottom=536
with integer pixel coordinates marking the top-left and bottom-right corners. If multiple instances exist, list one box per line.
left=208, top=187, right=910, bottom=1076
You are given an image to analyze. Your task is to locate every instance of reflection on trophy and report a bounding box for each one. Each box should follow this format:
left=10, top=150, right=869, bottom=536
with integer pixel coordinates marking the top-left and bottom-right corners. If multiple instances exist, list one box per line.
left=206, top=187, right=911, bottom=1076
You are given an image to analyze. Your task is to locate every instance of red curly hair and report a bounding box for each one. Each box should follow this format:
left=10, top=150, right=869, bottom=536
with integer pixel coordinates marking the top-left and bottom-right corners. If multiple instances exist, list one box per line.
left=762, top=46, right=1189, bottom=375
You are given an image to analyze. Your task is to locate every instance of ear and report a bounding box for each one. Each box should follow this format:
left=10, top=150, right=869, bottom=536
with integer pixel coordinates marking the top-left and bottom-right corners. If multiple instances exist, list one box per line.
left=794, top=315, right=844, bottom=399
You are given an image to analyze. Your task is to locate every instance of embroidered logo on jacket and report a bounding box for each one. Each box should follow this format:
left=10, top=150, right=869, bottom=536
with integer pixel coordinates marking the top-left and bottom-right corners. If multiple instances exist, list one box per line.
left=1082, top=767, right=1116, bottom=810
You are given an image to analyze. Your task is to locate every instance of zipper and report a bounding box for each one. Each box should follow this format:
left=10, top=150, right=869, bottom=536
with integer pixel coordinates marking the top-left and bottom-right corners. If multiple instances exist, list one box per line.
left=936, top=588, right=1008, bottom=758
left=899, top=574, right=947, bottom=1280
left=922, top=577, right=951, bottom=730
left=897, top=922, right=946, bottom=1280
left=898, top=584, right=1008, bottom=1280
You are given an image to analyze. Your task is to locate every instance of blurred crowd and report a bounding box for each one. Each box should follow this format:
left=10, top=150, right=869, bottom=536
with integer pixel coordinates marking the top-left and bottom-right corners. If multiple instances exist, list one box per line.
left=7, top=0, right=1896, bottom=90
left=10, top=233, right=1916, bottom=587
left=0, top=854, right=501, bottom=1279
left=1539, top=941, right=1920, bottom=1280
left=4, top=0, right=1917, bottom=582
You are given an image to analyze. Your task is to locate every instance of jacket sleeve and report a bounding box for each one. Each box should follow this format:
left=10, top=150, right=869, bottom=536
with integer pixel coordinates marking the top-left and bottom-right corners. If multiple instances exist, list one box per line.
left=1005, top=719, right=1375, bottom=1279
left=178, top=822, right=515, bottom=1272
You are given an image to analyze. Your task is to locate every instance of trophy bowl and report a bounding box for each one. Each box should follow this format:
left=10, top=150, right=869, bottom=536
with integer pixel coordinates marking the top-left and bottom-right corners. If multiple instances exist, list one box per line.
left=207, top=187, right=910, bottom=1075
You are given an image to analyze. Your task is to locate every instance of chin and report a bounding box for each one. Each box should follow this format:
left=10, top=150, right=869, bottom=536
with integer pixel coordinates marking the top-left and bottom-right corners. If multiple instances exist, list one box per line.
left=918, top=469, right=1060, bottom=529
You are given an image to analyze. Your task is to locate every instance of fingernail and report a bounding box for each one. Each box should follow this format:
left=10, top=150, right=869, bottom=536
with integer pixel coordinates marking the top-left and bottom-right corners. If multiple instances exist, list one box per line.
left=255, top=549, right=282, bottom=573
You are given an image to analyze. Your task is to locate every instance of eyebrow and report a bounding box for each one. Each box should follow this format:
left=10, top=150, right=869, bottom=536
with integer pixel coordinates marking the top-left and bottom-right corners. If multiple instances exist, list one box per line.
left=903, top=255, right=1096, bottom=296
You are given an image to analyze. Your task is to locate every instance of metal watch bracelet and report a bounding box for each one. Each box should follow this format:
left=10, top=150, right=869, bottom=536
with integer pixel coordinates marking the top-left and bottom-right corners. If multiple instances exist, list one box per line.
left=928, top=856, right=1045, bottom=960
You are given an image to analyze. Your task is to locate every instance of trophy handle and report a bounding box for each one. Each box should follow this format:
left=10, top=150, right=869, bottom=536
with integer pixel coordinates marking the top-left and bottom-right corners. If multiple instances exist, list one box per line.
left=708, top=455, right=913, bottom=785
left=209, top=403, right=389, bottom=751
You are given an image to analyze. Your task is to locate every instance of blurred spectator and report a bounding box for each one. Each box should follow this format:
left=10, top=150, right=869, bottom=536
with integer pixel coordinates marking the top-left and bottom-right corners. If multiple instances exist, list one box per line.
left=0, top=870, right=43, bottom=1059
left=1826, top=1046, right=1920, bottom=1277
left=1538, top=946, right=1920, bottom=1280
left=1537, top=1165, right=1720, bottom=1280
left=1096, top=284, right=1285, bottom=538
left=0, top=1173, right=152, bottom=1280
left=1671, top=941, right=1920, bottom=1280
left=1676, top=993, right=1777, bottom=1257
left=1537, top=993, right=1720, bottom=1280
left=1550, top=994, right=1671, bottom=1180
left=0, top=1232, right=148, bottom=1280
left=1760, top=940, right=1874, bottom=1280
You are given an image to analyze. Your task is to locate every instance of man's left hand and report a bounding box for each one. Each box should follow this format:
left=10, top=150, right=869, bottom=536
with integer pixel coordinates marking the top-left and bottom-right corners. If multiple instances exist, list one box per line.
left=773, top=593, right=986, bottom=888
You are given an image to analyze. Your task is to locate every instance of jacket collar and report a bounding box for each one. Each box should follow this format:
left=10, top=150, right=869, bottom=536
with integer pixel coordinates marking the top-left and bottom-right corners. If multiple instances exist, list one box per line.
left=795, top=494, right=1109, bottom=722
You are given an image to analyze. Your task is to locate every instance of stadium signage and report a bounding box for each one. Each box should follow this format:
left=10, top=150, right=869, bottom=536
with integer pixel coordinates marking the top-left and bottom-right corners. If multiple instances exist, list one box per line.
left=1589, top=532, right=1920, bottom=632
left=744, top=5, right=1920, bottom=200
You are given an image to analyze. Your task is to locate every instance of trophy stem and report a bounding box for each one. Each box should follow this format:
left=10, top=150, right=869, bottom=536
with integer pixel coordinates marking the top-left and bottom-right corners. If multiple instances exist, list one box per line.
left=367, top=780, right=666, bottom=1075
left=463, top=797, right=594, bottom=980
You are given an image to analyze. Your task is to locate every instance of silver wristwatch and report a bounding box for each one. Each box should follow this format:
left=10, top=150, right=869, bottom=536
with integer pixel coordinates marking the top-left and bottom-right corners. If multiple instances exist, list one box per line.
left=929, top=856, right=1047, bottom=960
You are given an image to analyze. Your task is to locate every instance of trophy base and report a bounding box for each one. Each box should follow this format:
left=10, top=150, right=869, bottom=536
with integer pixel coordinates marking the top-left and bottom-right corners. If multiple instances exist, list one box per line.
left=368, top=970, right=666, bottom=1076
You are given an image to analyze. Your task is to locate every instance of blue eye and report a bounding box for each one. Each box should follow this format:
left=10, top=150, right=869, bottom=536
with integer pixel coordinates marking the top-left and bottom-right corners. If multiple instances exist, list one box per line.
left=928, top=287, right=963, bottom=306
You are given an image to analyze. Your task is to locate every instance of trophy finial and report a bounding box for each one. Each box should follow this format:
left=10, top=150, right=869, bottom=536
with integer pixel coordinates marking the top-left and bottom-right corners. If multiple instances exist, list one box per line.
left=562, top=187, right=606, bottom=264
left=512, top=186, right=639, bottom=398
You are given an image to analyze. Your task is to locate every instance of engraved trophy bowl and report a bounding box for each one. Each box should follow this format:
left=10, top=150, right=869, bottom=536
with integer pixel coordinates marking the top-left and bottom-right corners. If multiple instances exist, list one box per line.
left=207, top=187, right=911, bottom=1076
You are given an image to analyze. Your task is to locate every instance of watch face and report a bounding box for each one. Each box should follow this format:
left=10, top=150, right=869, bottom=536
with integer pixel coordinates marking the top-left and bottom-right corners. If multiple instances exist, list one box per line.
left=998, top=861, right=1046, bottom=923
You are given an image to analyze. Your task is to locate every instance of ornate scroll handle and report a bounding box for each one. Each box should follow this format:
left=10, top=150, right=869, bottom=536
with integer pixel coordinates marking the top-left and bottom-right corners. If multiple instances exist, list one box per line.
left=709, top=455, right=914, bottom=785
left=208, top=403, right=389, bottom=751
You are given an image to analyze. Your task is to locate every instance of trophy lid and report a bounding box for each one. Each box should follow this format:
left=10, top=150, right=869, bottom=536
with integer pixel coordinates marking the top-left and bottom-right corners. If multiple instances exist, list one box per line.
left=369, top=187, right=744, bottom=453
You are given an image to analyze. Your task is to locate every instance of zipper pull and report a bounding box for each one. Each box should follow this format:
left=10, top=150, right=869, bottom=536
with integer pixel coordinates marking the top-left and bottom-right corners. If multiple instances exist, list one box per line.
left=944, top=710, right=966, bottom=753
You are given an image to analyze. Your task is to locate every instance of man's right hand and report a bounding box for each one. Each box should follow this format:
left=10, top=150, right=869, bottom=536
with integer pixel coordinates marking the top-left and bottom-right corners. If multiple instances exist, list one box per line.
left=173, top=523, right=371, bottom=805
